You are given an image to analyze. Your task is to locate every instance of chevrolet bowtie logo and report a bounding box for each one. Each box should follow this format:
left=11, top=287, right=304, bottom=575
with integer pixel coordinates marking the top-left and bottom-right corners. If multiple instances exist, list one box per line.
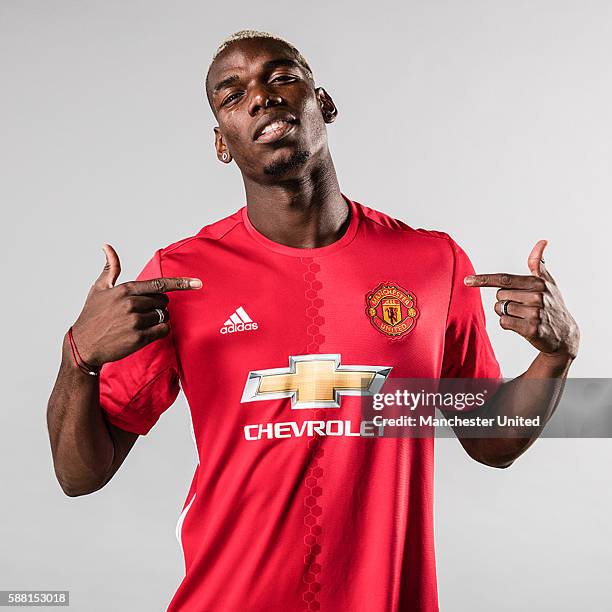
left=241, top=354, right=392, bottom=409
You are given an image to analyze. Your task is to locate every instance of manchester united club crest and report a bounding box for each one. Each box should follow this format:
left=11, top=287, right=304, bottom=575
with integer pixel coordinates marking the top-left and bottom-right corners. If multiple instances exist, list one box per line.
left=365, top=283, right=419, bottom=338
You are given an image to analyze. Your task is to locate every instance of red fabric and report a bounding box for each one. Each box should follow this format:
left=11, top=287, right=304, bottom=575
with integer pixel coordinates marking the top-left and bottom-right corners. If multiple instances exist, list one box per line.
left=99, top=195, right=501, bottom=612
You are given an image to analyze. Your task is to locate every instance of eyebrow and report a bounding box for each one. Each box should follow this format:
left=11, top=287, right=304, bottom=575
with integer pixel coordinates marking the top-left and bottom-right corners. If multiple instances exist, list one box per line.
left=212, top=58, right=302, bottom=95
left=212, top=74, right=240, bottom=95
left=262, top=58, right=301, bottom=72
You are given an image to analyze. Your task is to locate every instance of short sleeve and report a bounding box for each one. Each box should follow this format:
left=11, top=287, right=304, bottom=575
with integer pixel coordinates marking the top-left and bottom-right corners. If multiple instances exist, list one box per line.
left=440, top=237, right=502, bottom=380
left=99, top=250, right=180, bottom=435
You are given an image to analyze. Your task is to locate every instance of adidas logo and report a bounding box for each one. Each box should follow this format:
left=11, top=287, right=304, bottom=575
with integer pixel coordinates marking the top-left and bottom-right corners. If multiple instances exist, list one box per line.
left=220, top=307, right=259, bottom=335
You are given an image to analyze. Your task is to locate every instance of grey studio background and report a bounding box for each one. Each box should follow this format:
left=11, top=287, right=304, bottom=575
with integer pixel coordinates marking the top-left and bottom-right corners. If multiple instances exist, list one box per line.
left=1, top=2, right=609, bottom=611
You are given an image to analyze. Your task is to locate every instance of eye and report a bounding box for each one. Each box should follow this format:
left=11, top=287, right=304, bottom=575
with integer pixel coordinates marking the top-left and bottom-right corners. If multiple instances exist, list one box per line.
left=221, top=91, right=242, bottom=107
left=271, top=74, right=297, bottom=83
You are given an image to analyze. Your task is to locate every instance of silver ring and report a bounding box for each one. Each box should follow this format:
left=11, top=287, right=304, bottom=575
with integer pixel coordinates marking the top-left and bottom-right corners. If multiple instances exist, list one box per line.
left=500, top=300, right=511, bottom=316
left=154, top=308, right=165, bottom=324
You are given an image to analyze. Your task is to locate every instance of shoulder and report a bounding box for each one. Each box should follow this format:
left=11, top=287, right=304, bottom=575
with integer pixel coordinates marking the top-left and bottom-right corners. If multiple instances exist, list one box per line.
left=356, top=199, right=459, bottom=256
left=157, top=207, right=244, bottom=261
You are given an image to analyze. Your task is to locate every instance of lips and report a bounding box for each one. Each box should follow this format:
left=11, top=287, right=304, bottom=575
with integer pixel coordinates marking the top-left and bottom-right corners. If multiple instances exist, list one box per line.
left=255, top=120, right=296, bottom=143
left=253, top=113, right=298, bottom=142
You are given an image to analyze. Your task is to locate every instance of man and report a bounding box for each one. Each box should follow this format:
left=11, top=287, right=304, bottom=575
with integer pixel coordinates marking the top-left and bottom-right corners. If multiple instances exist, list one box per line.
left=47, top=30, right=579, bottom=611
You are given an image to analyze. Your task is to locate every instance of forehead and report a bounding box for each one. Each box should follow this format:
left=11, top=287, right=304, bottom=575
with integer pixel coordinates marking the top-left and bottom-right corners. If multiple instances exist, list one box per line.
left=208, top=38, right=301, bottom=91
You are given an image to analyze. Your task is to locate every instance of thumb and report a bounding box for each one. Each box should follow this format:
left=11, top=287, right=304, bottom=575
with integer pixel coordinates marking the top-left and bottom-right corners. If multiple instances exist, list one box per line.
left=527, top=239, right=554, bottom=283
left=94, top=243, right=121, bottom=289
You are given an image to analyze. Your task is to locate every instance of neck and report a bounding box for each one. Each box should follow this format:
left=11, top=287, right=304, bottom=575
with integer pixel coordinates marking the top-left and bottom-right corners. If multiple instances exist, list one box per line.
left=242, top=157, right=349, bottom=249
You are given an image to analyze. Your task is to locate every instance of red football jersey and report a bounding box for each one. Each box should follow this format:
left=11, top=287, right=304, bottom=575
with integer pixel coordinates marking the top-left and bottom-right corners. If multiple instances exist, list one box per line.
left=99, top=195, right=501, bottom=611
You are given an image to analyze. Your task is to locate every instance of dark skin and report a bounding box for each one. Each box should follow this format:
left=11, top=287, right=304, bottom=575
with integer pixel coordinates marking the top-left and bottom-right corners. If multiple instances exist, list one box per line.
left=207, top=38, right=350, bottom=248
left=447, top=241, right=579, bottom=467
left=46, top=37, right=579, bottom=498
left=47, top=256, right=202, bottom=496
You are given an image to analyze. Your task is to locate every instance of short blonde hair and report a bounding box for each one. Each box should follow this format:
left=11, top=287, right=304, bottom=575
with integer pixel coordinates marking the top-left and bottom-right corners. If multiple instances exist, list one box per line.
left=206, top=29, right=314, bottom=97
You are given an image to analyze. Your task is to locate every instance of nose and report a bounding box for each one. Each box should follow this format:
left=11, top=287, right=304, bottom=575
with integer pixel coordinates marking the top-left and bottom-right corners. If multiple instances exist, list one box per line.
left=248, top=85, right=282, bottom=116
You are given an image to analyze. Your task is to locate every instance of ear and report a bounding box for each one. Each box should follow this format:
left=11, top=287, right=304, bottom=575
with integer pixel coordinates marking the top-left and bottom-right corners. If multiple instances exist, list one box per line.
left=214, top=127, right=232, bottom=163
left=316, top=87, right=338, bottom=124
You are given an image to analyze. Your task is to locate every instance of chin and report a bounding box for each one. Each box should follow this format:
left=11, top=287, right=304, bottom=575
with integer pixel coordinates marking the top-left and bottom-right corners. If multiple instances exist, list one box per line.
left=263, top=149, right=311, bottom=177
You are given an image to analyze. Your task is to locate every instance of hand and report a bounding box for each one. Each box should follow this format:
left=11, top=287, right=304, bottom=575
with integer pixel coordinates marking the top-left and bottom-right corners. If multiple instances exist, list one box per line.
left=464, top=240, right=579, bottom=360
left=69, top=244, right=202, bottom=367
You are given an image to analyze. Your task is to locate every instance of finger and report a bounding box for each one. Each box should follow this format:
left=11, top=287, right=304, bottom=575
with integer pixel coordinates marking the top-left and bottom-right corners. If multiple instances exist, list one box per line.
left=121, top=277, right=202, bottom=295
left=133, top=308, right=170, bottom=329
left=499, top=314, right=539, bottom=339
left=496, top=289, right=544, bottom=307
left=125, top=294, right=170, bottom=313
left=494, top=301, right=541, bottom=319
left=94, top=244, right=121, bottom=289
left=464, top=273, right=546, bottom=291
left=527, top=239, right=547, bottom=277
left=138, top=322, right=171, bottom=345
left=527, top=239, right=556, bottom=285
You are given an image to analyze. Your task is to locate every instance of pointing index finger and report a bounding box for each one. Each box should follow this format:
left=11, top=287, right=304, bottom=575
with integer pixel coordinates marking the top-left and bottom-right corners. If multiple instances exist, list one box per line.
left=123, top=277, right=203, bottom=295
left=463, top=273, right=546, bottom=291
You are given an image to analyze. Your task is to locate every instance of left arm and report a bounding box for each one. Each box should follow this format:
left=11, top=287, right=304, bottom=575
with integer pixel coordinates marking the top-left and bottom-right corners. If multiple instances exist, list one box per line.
left=448, top=240, right=580, bottom=468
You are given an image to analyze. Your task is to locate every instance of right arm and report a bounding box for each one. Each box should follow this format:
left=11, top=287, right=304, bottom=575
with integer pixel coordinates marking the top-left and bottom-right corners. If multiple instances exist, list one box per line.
left=46, top=334, right=139, bottom=496
left=46, top=244, right=202, bottom=497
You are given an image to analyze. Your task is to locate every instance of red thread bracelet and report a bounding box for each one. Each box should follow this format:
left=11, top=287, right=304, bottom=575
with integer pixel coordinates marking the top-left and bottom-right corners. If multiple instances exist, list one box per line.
left=68, top=327, right=101, bottom=376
